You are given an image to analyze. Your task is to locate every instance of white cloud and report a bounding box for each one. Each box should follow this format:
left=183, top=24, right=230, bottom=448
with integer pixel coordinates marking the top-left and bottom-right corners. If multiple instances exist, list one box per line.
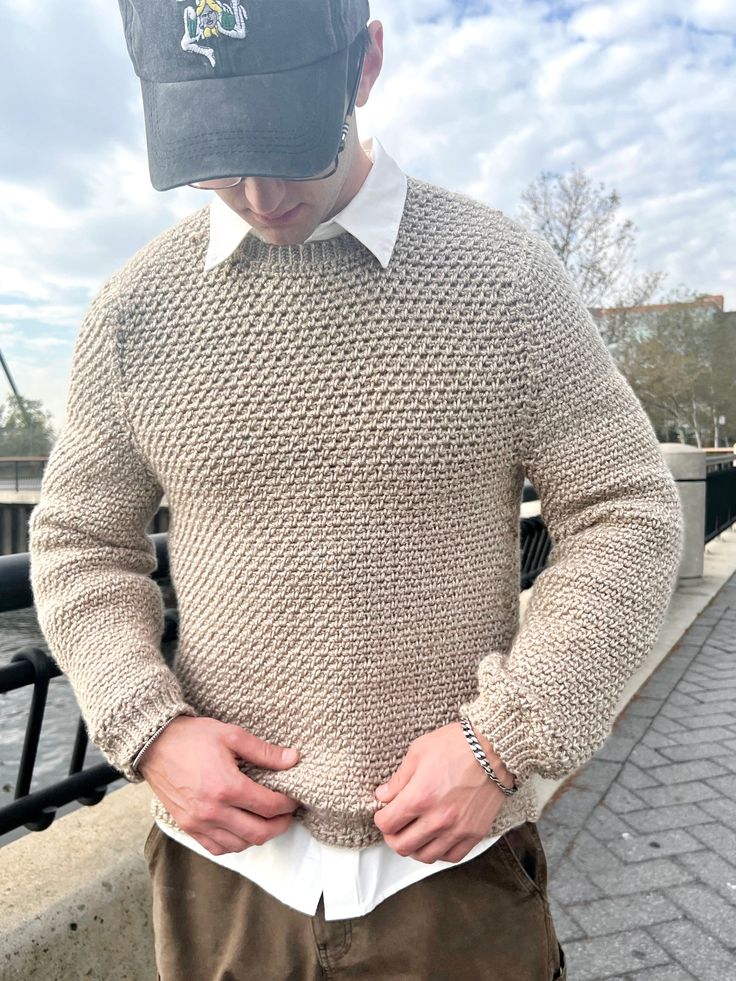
left=1, top=0, right=734, bottom=429
left=363, top=0, right=735, bottom=309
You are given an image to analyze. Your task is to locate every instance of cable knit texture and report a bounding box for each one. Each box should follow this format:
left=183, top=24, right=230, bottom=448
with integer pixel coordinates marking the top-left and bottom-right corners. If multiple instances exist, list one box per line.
left=28, top=175, right=684, bottom=847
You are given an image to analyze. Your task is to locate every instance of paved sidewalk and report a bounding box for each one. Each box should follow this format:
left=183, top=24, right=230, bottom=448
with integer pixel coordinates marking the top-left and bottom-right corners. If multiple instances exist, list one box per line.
left=538, top=570, right=736, bottom=981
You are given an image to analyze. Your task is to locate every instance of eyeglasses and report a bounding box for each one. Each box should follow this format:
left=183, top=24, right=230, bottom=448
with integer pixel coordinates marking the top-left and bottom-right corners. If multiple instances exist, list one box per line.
left=188, top=37, right=368, bottom=190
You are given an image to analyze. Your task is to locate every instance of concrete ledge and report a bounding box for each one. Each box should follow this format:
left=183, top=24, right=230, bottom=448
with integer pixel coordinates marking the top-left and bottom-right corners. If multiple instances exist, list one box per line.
left=0, top=781, right=156, bottom=980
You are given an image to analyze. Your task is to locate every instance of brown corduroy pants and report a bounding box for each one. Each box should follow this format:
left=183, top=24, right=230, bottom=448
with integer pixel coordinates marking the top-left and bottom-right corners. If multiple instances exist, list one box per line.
left=144, top=819, right=567, bottom=980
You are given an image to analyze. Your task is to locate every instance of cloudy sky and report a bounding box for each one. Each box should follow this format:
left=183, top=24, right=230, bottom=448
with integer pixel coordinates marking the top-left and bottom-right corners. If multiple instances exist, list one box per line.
left=2, top=0, right=734, bottom=430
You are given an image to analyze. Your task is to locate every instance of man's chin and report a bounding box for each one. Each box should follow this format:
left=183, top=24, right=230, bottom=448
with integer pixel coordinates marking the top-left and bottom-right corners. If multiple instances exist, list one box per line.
left=251, top=222, right=319, bottom=247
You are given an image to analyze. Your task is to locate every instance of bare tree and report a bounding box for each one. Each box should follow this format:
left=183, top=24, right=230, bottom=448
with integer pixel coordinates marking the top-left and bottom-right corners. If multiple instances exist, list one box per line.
left=517, top=163, right=666, bottom=308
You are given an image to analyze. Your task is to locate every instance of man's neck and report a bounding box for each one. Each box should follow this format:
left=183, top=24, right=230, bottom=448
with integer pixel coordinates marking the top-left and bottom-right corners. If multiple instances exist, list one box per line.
left=324, top=135, right=375, bottom=222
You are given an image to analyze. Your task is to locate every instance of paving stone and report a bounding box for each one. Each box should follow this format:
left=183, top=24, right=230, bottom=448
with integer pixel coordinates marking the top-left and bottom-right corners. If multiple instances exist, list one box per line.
left=710, top=754, right=736, bottom=774
left=687, top=821, right=736, bottom=863
left=613, top=714, right=653, bottom=739
left=681, top=626, right=715, bottom=645
left=604, top=784, right=650, bottom=814
left=672, top=713, right=736, bottom=730
left=658, top=741, right=735, bottom=763
left=589, top=858, right=694, bottom=897
left=684, top=668, right=724, bottom=684
left=666, top=691, right=701, bottom=709
left=667, top=643, right=705, bottom=658
left=548, top=895, right=586, bottom=943
left=538, top=573, right=736, bottom=980
left=706, top=772, right=736, bottom=799
left=666, top=725, right=735, bottom=744
left=683, top=686, right=736, bottom=703
left=538, top=821, right=579, bottom=866
left=606, top=828, right=704, bottom=864
left=648, top=662, right=687, bottom=682
left=639, top=760, right=729, bottom=784
left=675, top=700, right=736, bottom=717
left=543, top=786, right=602, bottom=827
left=703, top=656, right=736, bottom=669
left=640, top=681, right=679, bottom=700
left=562, top=928, right=671, bottom=981
left=683, top=675, right=736, bottom=692
left=647, top=918, right=736, bottom=981
left=676, top=681, right=707, bottom=695
left=634, top=780, right=720, bottom=809
left=676, top=847, right=736, bottom=904
left=567, top=828, right=625, bottom=873
left=622, top=804, right=716, bottom=834
left=641, top=729, right=679, bottom=750
left=650, top=716, right=687, bottom=735
left=620, top=966, right=696, bottom=980
left=548, top=856, right=606, bottom=904
left=619, top=762, right=662, bottom=791
left=629, top=745, right=675, bottom=770
left=567, top=759, right=622, bottom=794
left=627, top=697, right=666, bottom=718
left=565, top=891, right=681, bottom=937
left=699, top=795, right=736, bottom=828
left=584, top=803, right=634, bottom=841
left=598, top=733, right=639, bottom=762
left=666, top=881, right=736, bottom=949
left=705, top=638, right=736, bottom=653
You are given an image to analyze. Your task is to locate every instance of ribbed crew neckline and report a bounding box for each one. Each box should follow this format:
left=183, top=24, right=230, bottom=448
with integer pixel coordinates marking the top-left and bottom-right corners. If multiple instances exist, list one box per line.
left=235, top=228, right=376, bottom=272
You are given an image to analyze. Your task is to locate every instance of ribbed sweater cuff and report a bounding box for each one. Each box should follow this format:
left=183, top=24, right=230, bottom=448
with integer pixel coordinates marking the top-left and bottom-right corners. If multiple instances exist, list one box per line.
left=95, top=690, right=199, bottom=784
left=457, top=696, right=541, bottom=787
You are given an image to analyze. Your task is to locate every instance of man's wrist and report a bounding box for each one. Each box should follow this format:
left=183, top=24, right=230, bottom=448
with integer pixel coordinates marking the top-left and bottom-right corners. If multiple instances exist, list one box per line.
left=131, top=713, right=183, bottom=774
left=463, top=721, right=517, bottom=789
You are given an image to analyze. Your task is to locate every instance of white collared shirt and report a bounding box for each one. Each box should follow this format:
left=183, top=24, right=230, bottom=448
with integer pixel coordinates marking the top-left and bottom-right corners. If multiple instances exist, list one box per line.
left=203, top=135, right=407, bottom=272
left=158, top=136, right=502, bottom=920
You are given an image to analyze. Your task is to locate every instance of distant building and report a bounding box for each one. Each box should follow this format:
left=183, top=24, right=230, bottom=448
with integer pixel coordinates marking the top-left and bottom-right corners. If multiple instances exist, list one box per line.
left=589, top=294, right=729, bottom=344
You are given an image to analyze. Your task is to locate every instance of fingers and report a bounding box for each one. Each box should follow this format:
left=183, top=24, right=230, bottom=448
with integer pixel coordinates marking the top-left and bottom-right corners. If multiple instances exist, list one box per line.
left=436, top=837, right=481, bottom=864
left=189, top=829, right=253, bottom=856
left=382, top=811, right=479, bottom=864
left=145, top=718, right=304, bottom=851
left=374, top=759, right=413, bottom=803
left=224, top=725, right=300, bottom=771
left=229, top=774, right=301, bottom=819
left=179, top=808, right=296, bottom=855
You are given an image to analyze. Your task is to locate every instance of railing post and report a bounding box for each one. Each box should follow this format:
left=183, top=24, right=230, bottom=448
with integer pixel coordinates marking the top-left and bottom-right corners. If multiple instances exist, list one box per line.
left=659, top=442, right=706, bottom=581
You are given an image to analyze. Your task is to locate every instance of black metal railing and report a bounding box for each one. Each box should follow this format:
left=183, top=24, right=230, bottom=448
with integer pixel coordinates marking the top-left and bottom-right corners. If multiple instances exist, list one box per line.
left=705, top=454, right=736, bottom=542
left=519, top=515, right=553, bottom=589
left=0, top=457, right=47, bottom=492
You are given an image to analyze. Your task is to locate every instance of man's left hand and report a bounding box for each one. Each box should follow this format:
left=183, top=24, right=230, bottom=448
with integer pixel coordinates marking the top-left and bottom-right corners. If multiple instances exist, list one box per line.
left=372, top=721, right=516, bottom=864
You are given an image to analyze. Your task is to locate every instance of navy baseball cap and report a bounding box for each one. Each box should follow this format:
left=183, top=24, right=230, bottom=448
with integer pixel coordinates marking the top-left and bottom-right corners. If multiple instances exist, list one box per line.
left=116, top=0, right=370, bottom=191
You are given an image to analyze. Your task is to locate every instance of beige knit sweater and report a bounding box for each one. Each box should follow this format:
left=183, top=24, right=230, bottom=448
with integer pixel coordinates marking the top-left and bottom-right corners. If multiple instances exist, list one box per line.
left=28, top=176, right=683, bottom=847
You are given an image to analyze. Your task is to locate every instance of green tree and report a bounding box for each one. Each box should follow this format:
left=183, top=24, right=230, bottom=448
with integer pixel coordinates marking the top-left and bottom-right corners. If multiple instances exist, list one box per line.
left=0, top=395, right=56, bottom=456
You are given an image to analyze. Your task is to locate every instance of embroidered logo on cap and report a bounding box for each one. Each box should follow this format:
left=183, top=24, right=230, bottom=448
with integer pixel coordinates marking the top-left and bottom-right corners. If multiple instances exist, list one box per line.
left=176, top=0, right=248, bottom=68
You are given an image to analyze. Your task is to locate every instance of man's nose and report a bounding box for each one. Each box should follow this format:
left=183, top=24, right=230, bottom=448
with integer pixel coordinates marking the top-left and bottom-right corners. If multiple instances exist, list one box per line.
left=241, top=176, right=289, bottom=216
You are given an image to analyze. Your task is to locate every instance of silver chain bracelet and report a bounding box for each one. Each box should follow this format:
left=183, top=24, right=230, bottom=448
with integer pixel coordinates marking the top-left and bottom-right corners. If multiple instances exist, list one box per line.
left=459, top=717, right=518, bottom=797
left=131, top=713, right=182, bottom=774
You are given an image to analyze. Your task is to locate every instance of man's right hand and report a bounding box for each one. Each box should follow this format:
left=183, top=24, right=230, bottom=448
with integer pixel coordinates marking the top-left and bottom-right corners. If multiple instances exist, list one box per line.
left=138, top=716, right=301, bottom=856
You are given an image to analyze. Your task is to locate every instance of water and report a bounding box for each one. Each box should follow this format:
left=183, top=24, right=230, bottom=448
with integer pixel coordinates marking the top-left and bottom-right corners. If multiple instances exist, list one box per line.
left=0, top=606, right=123, bottom=847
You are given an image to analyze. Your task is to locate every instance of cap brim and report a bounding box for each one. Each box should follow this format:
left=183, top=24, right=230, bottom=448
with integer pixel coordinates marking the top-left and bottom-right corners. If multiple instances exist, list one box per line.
left=141, top=45, right=350, bottom=191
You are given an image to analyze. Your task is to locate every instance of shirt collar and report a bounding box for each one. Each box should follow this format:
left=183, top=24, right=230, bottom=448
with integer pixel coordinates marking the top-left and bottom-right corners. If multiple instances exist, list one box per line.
left=203, top=136, right=407, bottom=273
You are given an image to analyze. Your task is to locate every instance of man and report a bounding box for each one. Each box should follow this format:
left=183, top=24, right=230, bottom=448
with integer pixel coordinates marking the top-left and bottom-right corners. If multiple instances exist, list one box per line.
left=28, top=1, right=683, bottom=979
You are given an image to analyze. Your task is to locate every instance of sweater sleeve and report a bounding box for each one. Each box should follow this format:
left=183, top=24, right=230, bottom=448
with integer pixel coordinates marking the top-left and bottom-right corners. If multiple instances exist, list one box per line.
left=28, top=281, right=198, bottom=783
left=457, top=231, right=684, bottom=786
